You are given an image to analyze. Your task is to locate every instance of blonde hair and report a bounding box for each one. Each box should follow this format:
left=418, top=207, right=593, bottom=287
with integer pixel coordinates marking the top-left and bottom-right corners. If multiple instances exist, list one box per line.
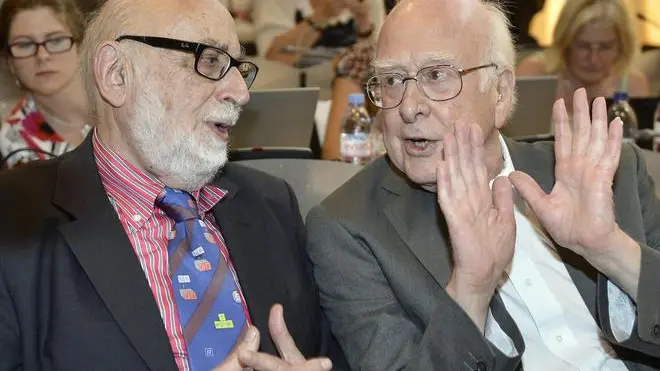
left=544, top=0, right=639, bottom=77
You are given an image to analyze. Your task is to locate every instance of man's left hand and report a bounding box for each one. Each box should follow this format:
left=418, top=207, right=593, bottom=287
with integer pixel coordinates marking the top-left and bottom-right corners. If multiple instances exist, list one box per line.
left=509, top=88, right=625, bottom=261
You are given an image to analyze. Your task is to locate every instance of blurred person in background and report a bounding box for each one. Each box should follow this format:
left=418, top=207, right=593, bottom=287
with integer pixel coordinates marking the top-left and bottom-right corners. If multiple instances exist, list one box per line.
left=322, top=0, right=395, bottom=160
left=219, top=0, right=257, bottom=55
left=516, top=0, right=650, bottom=114
left=254, top=0, right=385, bottom=67
left=0, top=0, right=89, bottom=169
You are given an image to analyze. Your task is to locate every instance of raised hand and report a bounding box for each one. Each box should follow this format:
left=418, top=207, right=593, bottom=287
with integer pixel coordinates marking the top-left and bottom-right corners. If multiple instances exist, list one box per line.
left=437, top=122, right=516, bottom=331
left=509, top=88, right=623, bottom=258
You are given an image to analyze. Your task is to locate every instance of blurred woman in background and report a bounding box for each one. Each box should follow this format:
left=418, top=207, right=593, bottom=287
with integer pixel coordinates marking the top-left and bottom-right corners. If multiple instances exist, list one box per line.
left=516, top=0, right=650, bottom=112
left=254, top=0, right=385, bottom=67
left=0, top=0, right=88, bottom=169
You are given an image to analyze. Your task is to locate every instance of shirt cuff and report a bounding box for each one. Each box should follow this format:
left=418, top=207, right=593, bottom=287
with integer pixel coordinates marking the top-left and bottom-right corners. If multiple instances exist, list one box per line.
left=607, top=279, right=636, bottom=341
left=485, top=309, right=519, bottom=357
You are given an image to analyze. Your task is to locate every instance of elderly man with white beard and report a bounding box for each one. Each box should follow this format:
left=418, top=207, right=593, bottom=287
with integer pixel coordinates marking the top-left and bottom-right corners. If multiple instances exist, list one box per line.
left=0, top=0, right=345, bottom=370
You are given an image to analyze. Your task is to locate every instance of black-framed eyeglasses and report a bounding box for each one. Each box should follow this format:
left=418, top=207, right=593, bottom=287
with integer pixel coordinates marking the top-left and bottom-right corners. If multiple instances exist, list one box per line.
left=115, top=35, right=259, bottom=88
left=7, top=36, right=75, bottom=59
left=365, top=63, right=498, bottom=109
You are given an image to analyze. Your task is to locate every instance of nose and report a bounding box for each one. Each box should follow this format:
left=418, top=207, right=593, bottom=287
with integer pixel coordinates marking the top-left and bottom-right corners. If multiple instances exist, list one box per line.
left=35, top=44, right=52, bottom=61
left=398, top=79, right=430, bottom=124
left=214, top=67, right=250, bottom=106
left=586, top=47, right=601, bottom=65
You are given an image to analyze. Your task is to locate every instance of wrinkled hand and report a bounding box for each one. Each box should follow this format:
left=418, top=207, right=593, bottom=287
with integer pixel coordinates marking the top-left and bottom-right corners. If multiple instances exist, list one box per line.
left=213, top=304, right=333, bottom=371
left=509, top=88, right=623, bottom=260
left=437, top=123, right=516, bottom=302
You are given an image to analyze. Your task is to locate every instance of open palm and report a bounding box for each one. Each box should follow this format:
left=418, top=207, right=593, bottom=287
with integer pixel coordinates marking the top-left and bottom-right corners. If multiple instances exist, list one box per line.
left=510, top=88, right=623, bottom=257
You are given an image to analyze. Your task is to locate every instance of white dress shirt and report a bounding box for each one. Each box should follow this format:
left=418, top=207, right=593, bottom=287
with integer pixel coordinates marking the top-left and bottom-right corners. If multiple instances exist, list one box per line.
left=485, top=135, right=636, bottom=370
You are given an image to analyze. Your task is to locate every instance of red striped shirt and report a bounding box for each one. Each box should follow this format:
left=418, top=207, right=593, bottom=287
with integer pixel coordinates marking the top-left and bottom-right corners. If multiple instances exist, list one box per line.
left=92, top=130, right=247, bottom=371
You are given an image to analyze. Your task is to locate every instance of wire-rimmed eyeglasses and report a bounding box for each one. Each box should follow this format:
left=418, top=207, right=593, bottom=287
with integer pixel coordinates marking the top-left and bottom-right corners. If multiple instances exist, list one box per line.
left=366, top=63, right=498, bottom=109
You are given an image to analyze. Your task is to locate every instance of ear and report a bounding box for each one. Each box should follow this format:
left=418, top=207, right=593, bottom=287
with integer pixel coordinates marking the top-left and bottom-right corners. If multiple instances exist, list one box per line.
left=93, top=41, right=128, bottom=108
left=494, top=68, right=515, bottom=130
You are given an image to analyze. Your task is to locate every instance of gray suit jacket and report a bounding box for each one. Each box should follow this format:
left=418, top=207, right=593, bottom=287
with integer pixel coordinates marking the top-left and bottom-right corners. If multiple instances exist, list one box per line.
left=306, top=139, right=660, bottom=371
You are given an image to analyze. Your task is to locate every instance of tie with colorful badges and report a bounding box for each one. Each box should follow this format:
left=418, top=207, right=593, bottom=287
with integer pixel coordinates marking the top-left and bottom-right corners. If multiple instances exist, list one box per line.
left=156, top=187, right=247, bottom=370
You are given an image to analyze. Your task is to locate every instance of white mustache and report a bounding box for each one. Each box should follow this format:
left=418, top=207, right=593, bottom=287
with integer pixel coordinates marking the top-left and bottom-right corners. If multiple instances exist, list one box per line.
left=203, top=103, right=242, bottom=126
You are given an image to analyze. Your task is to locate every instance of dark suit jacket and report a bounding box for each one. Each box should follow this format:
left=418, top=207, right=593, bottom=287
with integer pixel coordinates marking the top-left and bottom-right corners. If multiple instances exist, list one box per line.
left=0, top=137, right=342, bottom=370
left=306, top=139, right=660, bottom=371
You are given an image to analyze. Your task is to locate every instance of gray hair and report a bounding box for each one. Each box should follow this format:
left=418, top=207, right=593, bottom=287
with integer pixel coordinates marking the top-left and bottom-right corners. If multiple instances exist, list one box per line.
left=79, top=0, right=137, bottom=120
left=479, top=2, right=515, bottom=89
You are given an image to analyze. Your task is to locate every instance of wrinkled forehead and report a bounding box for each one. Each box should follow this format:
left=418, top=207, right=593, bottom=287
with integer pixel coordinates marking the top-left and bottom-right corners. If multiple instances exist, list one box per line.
left=373, top=25, right=482, bottom=73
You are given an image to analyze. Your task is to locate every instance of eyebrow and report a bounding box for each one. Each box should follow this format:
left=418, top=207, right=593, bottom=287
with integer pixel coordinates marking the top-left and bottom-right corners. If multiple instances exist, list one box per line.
left=201, top=37, right=245, bottom=59
left=10, top=30, right=69, bottom=42
left=371, top=51, right=458, bottom=72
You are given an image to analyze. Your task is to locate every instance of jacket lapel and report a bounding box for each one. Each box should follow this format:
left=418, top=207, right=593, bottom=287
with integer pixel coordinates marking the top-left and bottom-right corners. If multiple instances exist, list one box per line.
left=380, top=163, right=453, bottom=287
left=211, top=174, right=283, bottom=355
left=506, top=138, right=598, bottom=317
left=52, top=137, right=177, bottom=371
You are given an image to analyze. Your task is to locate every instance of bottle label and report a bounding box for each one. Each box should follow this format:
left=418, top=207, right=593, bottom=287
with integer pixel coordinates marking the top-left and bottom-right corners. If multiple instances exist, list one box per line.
left=340, top=133, right=371, bottom=158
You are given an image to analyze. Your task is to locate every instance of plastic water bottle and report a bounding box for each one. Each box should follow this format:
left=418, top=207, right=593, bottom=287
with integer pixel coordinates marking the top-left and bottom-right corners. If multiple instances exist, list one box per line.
left=607, top=91, right=638, bottom=144
left=340, top=93, right=372, bottom=165
left=654, top=102, right=660, bottom=152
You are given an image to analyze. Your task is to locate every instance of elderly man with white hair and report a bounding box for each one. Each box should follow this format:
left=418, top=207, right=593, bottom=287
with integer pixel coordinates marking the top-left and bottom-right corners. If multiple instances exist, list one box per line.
left=306, top=0, right=660, bottom=370
left=0, top=0, right=346, bottom=370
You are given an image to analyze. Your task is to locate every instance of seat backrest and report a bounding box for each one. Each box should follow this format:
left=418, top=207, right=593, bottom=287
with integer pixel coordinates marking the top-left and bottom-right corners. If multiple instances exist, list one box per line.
left=238, top=158, right=360, bottom=217
left=641, top=149, right=660, bottom=197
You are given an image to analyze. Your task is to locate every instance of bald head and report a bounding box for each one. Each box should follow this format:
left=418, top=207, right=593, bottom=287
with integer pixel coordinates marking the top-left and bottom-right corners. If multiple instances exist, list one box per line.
left=377, top=0, right=491, bottom=68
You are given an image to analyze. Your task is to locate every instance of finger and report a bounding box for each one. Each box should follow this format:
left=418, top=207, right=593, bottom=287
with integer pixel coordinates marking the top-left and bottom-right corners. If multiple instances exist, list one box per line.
left=602, top=117, right=623, bottom=175
left=239, top=350, right=333, bottom=371
left=508, top=171, right=548, bottom=217
left=268, top=304, right=306, bottom=364
left=444, top=124, right=465, bottom=197
left=571, top=88, right=591, bottom=156
left=213, top=327, right=261, bottom=371
left=491, top=176, right=514, bottom=218
left=553, top=98, right=572, bottom=161
left=238, top=350, right=288, bottom=371
left=436, top=161, right=451, bottom=206
left=587, top=97, right=608, bottom=162
left=456, top=123, right=476, bottom=193
left=470, top=123, right=488, bottom=192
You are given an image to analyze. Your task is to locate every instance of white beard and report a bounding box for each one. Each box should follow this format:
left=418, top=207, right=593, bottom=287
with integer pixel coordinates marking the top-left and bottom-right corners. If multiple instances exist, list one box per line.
left=127, top=81, right=240, bottom=192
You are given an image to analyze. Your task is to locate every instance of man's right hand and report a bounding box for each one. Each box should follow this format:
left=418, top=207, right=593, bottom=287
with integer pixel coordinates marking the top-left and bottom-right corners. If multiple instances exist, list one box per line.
left=213, top=304, right=333, bottom=371
left=435, top=123, right=516, bottom=332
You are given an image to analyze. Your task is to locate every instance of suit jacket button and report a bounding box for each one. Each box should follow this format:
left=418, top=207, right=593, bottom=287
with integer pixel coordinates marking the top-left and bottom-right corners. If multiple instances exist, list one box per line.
left=653, top=324, right=660, bottom=338
left=475, top=361, right=488, bottom=371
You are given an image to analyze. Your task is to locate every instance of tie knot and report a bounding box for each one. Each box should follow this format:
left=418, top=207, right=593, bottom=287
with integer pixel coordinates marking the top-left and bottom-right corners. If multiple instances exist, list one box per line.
left=156, top=187, right=199, bottom=222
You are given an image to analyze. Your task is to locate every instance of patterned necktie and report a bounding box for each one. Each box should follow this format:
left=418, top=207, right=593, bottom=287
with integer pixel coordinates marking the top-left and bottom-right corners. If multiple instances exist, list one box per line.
left=156, top=187, right=248, bottom=370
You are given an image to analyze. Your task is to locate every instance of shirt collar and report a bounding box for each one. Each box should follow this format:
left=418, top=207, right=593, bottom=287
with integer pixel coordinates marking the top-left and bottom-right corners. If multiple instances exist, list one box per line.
left=489, top=133, right=516, bottom=188
left=92, top=129, right=227, bottom=229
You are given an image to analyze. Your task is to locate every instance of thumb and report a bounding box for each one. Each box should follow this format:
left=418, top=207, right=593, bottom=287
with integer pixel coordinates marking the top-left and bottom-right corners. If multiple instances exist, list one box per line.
left=492, top=176, right=514, bottom=216
left=509, top=170, right=548, bottom=213
left=211, top=326, right=260, bottom=371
